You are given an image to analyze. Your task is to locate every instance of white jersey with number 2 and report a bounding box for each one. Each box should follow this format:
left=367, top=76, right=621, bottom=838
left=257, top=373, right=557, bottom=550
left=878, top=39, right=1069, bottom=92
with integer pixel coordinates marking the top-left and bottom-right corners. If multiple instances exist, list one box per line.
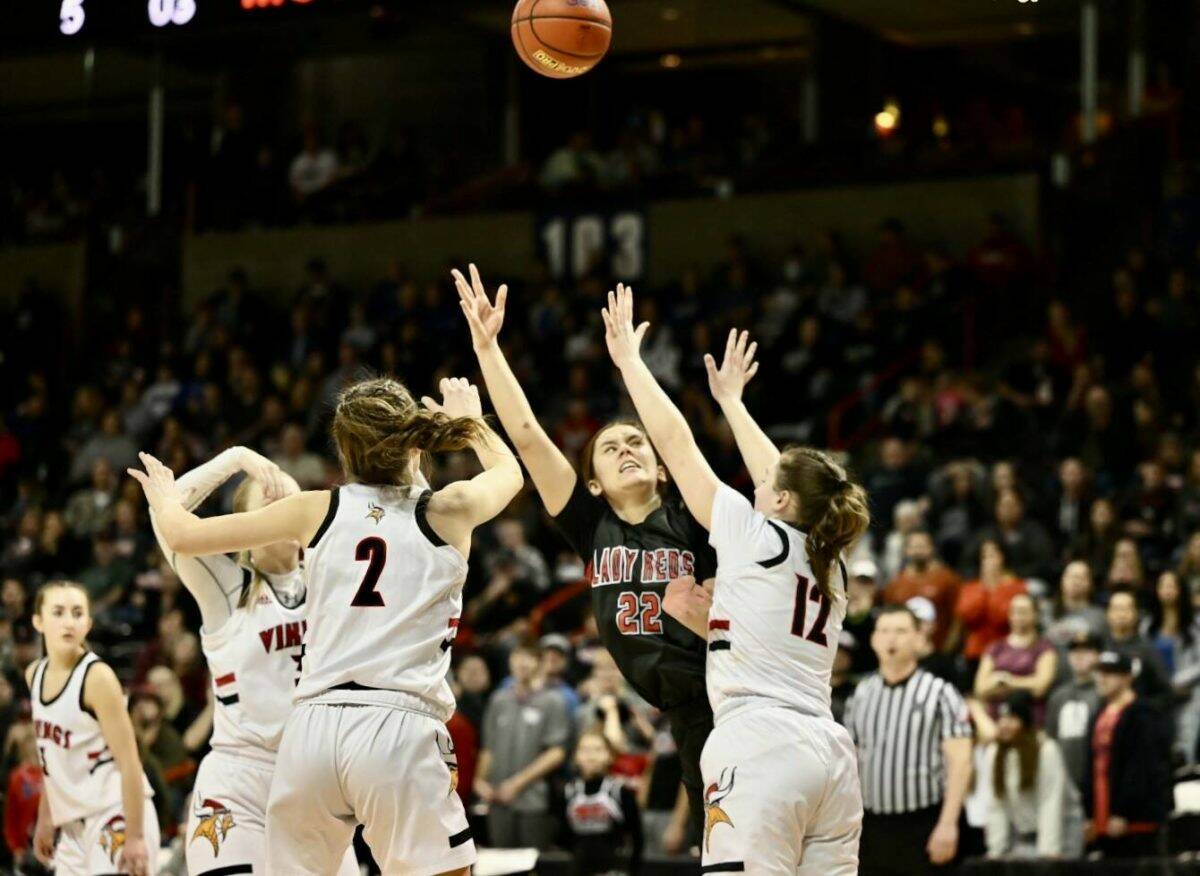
left=706, top=484, right=848, bottom=725
left=295, top=483, right=466, bottom=720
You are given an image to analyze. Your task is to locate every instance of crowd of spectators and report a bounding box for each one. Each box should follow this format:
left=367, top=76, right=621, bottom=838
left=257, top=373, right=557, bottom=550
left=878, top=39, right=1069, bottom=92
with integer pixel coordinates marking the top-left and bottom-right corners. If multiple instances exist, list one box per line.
left=1, top=197, right=1200, bottom=870
left=1, top=85, right=1056, bottom=247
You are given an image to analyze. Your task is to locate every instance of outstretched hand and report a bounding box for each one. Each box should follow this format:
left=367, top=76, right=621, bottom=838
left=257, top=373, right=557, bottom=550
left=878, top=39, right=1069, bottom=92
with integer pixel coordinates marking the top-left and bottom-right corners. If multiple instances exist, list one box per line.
left=422, top=377, right=483, bottom=420
left=127, top=452, right=182, bottom=511
left=452, top=263, right=507, bottom=350
left=600, top=283, right=649, bottom=371
left=705, top=328, right=759, bottom=404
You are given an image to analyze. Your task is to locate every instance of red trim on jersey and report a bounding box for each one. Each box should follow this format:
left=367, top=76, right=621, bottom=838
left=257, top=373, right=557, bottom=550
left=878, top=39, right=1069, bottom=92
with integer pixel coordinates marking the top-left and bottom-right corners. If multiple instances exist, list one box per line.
left=448, top=618, right=460, bottom=629
left=214, top=672, right=236, bottom=687
left=709, top=619, right=730, bottom=631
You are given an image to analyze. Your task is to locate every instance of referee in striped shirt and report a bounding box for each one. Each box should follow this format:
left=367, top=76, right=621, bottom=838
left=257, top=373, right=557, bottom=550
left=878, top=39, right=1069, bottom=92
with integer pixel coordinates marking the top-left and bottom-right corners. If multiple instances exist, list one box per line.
left=845, top=604, right=974, bottom=875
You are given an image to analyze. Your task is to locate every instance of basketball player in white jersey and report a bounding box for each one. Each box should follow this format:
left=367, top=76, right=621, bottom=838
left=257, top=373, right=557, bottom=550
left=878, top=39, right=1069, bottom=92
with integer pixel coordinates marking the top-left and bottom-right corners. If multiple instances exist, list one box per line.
left=130, top=376, right=523, bottom=876
left=27, top=581, right=159, bottom=875
left=602, top=287, right=870, bottom=874
left=147, top=446, right=358, bottom=876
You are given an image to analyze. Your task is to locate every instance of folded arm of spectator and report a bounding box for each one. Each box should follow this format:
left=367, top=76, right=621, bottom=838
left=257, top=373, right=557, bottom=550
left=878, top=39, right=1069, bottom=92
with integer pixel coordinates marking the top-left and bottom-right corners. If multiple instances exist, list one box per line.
left=998, top=650, right=1058, bottom=699
left=974, top=654, right=1008, bottom=701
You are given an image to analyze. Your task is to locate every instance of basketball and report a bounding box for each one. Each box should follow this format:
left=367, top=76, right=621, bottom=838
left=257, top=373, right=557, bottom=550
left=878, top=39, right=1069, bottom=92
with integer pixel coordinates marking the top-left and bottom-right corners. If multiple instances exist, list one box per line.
left=511, top=0, right=612, bottom=80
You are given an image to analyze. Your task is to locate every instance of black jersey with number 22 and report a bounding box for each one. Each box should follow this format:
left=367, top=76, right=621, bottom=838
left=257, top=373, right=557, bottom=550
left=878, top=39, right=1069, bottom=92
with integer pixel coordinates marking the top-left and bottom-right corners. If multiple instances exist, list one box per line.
left=553, top=481, right=716, bottom=710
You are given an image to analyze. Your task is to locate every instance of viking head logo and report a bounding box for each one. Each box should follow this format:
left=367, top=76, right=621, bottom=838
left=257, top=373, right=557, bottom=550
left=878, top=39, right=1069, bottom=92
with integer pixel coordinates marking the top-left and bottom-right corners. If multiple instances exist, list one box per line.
left=99, top=815, right=126, bottom=864
left=191, top=798, right=236, bottom=857
left=703, top=767, right=736, bottom=852
left=437, top=731, right=459, bottom=796
left=366, top=502, right=386, bottom=524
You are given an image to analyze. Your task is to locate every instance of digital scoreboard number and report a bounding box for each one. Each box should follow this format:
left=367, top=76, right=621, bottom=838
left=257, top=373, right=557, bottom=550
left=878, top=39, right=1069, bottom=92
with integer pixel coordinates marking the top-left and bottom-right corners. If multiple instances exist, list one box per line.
left=537, top=210, right=648, bottom=283
left=58, top=0, right=195, bottom=35
left=53, top=0, right=330, bottom=39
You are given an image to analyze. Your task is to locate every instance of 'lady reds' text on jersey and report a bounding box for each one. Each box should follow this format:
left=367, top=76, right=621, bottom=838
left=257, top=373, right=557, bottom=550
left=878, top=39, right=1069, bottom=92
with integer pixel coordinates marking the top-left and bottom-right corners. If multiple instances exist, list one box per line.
left=553, top=482, right=715, bottom=711
left=590, top=546, right=695, bottom=585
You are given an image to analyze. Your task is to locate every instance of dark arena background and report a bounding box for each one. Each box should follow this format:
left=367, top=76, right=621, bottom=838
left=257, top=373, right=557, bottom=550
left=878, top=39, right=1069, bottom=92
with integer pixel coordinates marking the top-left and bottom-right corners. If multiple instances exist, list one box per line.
left=3, top=1, right=1200, bottom=874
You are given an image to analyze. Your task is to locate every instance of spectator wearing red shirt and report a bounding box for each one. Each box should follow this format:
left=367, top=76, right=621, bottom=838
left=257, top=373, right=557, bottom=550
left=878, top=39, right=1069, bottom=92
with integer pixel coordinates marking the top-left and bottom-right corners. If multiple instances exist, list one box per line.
left=974, top=593, right=1058, bottom=725
left=1083, top=651, right=1171, bottom=858
left=956, top=539, right=1027, bottom=666
left=885, top=531, right=963, bottom=652
left=3, top=722, right=43, bottom=862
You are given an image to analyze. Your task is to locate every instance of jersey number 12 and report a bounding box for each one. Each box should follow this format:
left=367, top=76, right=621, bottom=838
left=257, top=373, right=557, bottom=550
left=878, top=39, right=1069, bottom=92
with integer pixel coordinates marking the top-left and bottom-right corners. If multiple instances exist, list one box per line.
left=792, top=574, right=831, bottom=646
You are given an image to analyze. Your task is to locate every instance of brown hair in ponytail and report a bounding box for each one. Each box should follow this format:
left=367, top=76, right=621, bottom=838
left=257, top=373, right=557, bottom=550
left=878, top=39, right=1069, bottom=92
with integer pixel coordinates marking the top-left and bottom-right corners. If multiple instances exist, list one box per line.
left=332, top=377, right=489, bottom=486
left=775, top=447, right=870, bottom=602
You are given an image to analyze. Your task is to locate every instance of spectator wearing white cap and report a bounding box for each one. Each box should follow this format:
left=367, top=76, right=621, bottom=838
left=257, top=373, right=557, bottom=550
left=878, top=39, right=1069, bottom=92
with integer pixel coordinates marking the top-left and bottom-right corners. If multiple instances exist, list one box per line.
left=844, top=559, right=881, bottom=675
left=538, top=633, right=581, bottom=713
left=908, top=596, right=963, bottom=687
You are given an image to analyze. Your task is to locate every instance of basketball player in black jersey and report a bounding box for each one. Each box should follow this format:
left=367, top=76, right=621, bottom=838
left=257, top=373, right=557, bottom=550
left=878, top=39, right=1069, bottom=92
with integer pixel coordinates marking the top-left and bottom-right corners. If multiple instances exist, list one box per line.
left=454, top=265, right=715, bottom=835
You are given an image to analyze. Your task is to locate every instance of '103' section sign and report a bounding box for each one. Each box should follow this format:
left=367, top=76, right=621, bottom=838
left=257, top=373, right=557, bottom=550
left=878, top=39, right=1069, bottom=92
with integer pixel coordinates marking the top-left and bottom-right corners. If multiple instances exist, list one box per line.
left=537, top=209, right=647, bottom=283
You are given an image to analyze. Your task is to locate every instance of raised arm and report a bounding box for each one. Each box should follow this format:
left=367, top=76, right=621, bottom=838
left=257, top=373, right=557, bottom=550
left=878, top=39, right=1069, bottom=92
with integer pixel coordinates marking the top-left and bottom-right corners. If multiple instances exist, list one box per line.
left=174, top=445, right=291, bottom=512
left=453, top=264, right=577, bottom=515
left=130, top=452, right=330, bottom=556
left=602, top=285, right=720, bottom=529
left=148, top=447, right=298, bottom=631
left=706, top=329, right=779, bottom=487
left=423, top=378, right=524, bottom=553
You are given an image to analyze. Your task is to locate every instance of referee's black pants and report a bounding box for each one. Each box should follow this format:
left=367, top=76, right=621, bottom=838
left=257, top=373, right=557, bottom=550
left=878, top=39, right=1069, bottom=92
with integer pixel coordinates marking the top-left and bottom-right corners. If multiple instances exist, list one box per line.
left=860, top=805, right=963, bottom=876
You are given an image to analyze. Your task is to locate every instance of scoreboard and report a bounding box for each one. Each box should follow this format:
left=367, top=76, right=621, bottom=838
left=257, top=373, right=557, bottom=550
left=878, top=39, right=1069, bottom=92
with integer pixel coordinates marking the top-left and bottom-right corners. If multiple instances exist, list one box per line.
left=8, top=0, right=382, bottom=44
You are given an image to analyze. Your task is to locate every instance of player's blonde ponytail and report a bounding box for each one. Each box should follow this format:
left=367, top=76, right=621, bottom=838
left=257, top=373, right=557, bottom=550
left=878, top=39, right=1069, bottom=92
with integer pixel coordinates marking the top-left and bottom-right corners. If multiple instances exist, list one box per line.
left=776, top=447, right=870, bottom=602
left=332, top=377, right=488, bottom=486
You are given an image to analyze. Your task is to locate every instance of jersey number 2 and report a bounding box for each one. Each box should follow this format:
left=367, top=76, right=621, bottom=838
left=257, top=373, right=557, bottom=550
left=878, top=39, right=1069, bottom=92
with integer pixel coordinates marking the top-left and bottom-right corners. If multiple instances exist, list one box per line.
left=615, top=591, right=663, bottom=635
left=792, top=574, right=831, bottom=646
left=351, top=537, right=387, bottom=607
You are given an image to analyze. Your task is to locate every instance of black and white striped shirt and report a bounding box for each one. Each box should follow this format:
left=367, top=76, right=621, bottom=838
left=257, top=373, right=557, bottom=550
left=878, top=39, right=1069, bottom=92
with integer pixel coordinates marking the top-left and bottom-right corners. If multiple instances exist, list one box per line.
left=844, top=667, right=972, bottom=814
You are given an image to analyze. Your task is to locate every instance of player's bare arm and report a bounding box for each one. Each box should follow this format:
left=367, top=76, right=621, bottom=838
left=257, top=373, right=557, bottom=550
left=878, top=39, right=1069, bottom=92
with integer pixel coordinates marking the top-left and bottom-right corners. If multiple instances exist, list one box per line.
left=423, top=377, right=524, bottom=552
left=85, top=662, right=150, bottom=876
left=602, top=283, right=721, bottom=529
left=129, top=451, right=330, bottom=555
left=706, top=328, right=779, bottom=488
left=453, top=263, right=577, bottom=515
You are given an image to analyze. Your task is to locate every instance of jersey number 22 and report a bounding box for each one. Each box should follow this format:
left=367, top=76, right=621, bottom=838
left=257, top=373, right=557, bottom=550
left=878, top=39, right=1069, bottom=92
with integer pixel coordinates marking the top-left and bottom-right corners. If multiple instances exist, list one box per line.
left=615, top=591, right=663, bottom=635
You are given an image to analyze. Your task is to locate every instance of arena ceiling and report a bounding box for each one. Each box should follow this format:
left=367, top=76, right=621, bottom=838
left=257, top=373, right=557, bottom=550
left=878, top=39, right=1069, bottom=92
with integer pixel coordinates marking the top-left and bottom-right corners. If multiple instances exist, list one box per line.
left=792, top=0, right=1086, bottom=45
left=465, top=0, right=814, bottom=56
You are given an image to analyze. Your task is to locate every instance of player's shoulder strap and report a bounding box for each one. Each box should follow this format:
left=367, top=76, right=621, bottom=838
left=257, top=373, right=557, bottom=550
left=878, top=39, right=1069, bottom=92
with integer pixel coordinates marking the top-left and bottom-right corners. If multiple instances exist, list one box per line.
left=757, top=521, right=792, bottom=569
left=307, top=486, right=341, bottom=550
left=414, top=488, right=447, bottom=548
left=27, top=657, right=47, bottom=697
left=77, top=652, right=105, bottom=719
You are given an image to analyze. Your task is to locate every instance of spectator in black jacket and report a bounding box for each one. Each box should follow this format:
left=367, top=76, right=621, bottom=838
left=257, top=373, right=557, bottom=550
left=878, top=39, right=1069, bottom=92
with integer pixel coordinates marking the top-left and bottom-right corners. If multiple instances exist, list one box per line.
left=1102, top=587, right=1172, bottom=711
left=1082, top=651, right=1171, bottom=859
left=963, top=489, right=1056, bottom=584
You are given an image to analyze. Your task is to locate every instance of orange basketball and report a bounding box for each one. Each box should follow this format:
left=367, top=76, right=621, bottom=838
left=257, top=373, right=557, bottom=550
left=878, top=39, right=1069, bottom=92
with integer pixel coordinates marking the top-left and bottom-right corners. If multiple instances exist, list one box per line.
left=511, top=0, right=613, bottom=80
